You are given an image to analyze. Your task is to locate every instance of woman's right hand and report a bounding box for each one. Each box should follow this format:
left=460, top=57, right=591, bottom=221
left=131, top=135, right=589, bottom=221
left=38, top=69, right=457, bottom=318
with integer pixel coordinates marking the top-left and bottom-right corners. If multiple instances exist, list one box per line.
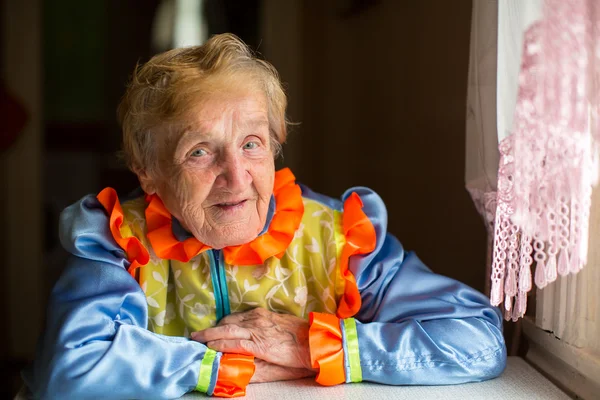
left=250, top=359, right=316, bottom=383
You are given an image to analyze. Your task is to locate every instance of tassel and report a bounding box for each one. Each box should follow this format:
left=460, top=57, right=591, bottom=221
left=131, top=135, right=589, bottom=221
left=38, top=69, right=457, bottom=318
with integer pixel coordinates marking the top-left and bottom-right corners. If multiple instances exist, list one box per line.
left=558, top=250, right=570, bottom=276
left=545, top=254, right=557, bottom=282
left=519, top=264, right=532, bottom=292
left=518, top=290, right=528, bottom=315
left=504, top=307, right=511, bottom=321
left=490, top=279, right=504, bottom=307
left=570, top=251, right=580, bottom=274
left=512, top=293, right=521, bottom=321
left=535, top=260, right=547, bottom=288
left=505, top=268, right=517, bottom=297
left=505, top=294, right=512, bottom=311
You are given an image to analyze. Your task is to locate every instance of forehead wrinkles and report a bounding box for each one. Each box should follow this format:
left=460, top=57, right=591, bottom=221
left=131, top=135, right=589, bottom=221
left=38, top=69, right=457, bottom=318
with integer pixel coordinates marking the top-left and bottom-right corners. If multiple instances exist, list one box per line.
left=176, top=97, right=268, bottom=145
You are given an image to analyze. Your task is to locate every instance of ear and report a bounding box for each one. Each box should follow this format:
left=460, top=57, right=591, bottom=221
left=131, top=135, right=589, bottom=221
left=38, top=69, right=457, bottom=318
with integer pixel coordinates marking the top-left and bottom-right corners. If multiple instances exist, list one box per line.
left=137, top=169, right=157, bottom=195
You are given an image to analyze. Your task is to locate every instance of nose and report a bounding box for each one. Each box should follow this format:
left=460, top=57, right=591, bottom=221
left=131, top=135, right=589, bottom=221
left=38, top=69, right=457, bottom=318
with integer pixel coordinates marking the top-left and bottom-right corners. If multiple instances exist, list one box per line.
left=216, top=149, right=250, bottom=192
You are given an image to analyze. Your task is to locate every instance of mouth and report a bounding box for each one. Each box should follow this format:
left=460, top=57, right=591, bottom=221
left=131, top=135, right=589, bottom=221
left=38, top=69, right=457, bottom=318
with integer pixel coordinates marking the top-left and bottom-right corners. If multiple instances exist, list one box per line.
left=215, top=199, right=248, bottom=211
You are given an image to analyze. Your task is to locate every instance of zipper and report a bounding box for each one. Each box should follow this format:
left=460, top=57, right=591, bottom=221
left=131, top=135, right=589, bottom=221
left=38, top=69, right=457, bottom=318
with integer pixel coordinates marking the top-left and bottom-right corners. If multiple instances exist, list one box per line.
left=208, top=249, right=231, bottom=322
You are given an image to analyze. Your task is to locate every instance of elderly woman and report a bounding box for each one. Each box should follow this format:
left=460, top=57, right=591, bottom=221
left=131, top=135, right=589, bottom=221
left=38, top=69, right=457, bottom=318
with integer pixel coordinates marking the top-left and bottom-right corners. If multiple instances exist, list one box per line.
left=24, top=34, right=506, bottom=399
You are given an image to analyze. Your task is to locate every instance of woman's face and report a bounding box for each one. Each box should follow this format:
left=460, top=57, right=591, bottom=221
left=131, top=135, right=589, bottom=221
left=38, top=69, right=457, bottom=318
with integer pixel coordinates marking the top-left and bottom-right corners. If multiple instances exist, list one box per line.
left=140, top=86, right=275, bottom=249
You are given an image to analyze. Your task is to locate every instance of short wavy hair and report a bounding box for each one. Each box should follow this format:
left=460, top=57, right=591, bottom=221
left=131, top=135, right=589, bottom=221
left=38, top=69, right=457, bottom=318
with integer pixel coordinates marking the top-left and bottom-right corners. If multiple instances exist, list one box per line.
left=118, top=33, right=287, bottom=174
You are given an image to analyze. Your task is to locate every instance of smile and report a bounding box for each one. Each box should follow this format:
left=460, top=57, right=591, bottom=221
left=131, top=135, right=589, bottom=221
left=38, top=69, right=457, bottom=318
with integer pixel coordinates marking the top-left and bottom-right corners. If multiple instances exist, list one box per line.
left=215, top=200, right=247, bottom=211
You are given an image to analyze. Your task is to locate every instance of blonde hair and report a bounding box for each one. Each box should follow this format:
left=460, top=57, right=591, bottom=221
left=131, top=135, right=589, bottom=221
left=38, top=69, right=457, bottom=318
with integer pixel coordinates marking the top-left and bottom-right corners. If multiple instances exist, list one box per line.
left=118, top=33, right=287, bottom=174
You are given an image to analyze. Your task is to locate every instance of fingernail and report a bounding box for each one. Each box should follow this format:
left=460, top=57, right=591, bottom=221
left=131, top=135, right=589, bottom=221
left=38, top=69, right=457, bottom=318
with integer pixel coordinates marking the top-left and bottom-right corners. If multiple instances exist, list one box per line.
left=190, top=332, right=198, bottom=340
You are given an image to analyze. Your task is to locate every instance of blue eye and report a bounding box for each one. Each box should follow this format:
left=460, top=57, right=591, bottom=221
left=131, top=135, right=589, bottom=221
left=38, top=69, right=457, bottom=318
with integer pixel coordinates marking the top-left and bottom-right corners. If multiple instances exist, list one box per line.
left=191, top=148, right=207, bottom=157
left=244, top=141, right=258, bottom=150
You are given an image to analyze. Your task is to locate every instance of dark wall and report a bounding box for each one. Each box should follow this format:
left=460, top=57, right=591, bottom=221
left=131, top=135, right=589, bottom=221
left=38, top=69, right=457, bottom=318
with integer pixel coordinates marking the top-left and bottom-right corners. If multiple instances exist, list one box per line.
left=288, top=0, right=485, bottom=290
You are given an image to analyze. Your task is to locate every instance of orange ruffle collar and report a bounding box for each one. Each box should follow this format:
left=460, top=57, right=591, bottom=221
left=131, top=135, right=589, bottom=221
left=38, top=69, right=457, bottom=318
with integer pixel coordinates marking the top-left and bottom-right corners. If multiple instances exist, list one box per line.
left=144, top=168, right=304, bottom=266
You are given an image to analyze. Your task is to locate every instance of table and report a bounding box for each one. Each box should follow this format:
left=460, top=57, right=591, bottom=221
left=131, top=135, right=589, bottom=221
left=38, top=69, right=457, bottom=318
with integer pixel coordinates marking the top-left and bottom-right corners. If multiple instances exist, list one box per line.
left=15, top=357, right=570, bottom=399
left=182, top=357, right=570, bottom=400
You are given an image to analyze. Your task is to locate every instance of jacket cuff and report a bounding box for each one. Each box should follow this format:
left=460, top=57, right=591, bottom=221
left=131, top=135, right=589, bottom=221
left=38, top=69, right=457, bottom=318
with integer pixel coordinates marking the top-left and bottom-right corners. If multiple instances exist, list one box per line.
left=309, top=312, right=344, bottom=385
left=212, top=353, right=255, bottom=398
left=195, top=349, right=218, bottom=393
left=342, top=318, right=362, bottom=383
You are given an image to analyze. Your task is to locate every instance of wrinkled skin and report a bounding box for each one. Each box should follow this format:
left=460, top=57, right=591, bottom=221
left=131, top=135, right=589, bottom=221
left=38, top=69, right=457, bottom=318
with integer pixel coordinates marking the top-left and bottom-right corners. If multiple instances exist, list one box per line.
left=138, top=85, right=275, bottom=249
left=192, top=308, right=317, bottom=382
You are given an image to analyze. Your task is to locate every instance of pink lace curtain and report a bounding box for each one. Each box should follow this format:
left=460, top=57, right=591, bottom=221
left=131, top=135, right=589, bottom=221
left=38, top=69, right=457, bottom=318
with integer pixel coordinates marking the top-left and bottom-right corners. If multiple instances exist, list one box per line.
left=467, top=0, right=600, bottom=320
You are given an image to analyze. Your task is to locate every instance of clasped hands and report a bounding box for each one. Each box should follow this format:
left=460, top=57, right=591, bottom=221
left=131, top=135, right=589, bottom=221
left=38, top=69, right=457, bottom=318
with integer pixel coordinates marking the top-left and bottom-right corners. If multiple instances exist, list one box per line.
left=191, top=307, right=317, bottom=383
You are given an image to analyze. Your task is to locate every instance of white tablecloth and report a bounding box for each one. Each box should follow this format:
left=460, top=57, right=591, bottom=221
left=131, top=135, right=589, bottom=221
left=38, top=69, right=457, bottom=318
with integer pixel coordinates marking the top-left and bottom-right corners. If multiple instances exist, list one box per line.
left=15, top=357, right=569, bottom=399
left=182, top=357, right=569, bottom=400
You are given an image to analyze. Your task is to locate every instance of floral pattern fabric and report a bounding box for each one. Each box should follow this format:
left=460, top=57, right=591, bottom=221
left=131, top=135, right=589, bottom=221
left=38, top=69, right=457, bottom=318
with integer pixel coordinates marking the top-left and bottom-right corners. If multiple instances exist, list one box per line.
left=121, top=196, right=346, bottom=336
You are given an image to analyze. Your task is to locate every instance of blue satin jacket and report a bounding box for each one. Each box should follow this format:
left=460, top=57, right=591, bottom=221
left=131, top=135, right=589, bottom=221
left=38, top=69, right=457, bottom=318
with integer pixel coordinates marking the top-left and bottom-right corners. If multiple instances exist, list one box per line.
left=23, top=184, right=506, bottom=399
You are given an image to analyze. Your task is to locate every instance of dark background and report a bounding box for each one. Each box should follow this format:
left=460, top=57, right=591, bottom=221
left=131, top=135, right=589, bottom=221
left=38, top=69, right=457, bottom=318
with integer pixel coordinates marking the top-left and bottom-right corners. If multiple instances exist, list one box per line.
left=1, top=0, right=501, bottom=397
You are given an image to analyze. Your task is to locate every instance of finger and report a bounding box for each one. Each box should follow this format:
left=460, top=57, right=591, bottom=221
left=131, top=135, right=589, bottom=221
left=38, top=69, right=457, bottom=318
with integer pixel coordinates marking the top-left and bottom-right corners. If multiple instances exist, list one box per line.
left=191, top=324, right=251, bottom=343
left=206, top=339, right=258, bottom=356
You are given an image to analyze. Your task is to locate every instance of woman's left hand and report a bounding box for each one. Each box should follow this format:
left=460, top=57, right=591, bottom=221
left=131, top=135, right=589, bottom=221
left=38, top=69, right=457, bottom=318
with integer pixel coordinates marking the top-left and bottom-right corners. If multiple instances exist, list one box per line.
left=191, top=308, right=315, bottom=370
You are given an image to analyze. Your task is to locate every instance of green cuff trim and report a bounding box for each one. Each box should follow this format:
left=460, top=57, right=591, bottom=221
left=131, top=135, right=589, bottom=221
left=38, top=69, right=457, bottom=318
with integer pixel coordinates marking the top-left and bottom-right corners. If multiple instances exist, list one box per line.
left=343, top=318, right=362, bottom=383
left=196, top=348, right=217, bottom=392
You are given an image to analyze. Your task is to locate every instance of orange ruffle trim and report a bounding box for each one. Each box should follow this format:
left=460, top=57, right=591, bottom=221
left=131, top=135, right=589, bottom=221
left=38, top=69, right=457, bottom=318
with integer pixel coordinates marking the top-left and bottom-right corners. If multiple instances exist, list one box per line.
left=97, top=168, right=303, bottom=276
left=222, top=168, right=304, bottom=265
left=213, top=354, right=255, bottom=398
left=336, top=192, right=377, bottom=319
left=97, top=173, right=375, bottom=319
left=144, top=192, right=212, bottom=262
left=309, top=312, right=345, bottom=386
left=308, top=193, right=375, bottom=386
left=97, top=188, right=150, bottom=278
left=144, top=168, right=304, bottom=265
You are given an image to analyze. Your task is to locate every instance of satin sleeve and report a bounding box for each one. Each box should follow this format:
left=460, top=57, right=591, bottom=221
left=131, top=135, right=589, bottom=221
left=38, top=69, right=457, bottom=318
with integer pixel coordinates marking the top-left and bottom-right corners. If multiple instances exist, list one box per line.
left=22, top=195, right=220, bottom=399
left=342, top=187, right=507, bottom=385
